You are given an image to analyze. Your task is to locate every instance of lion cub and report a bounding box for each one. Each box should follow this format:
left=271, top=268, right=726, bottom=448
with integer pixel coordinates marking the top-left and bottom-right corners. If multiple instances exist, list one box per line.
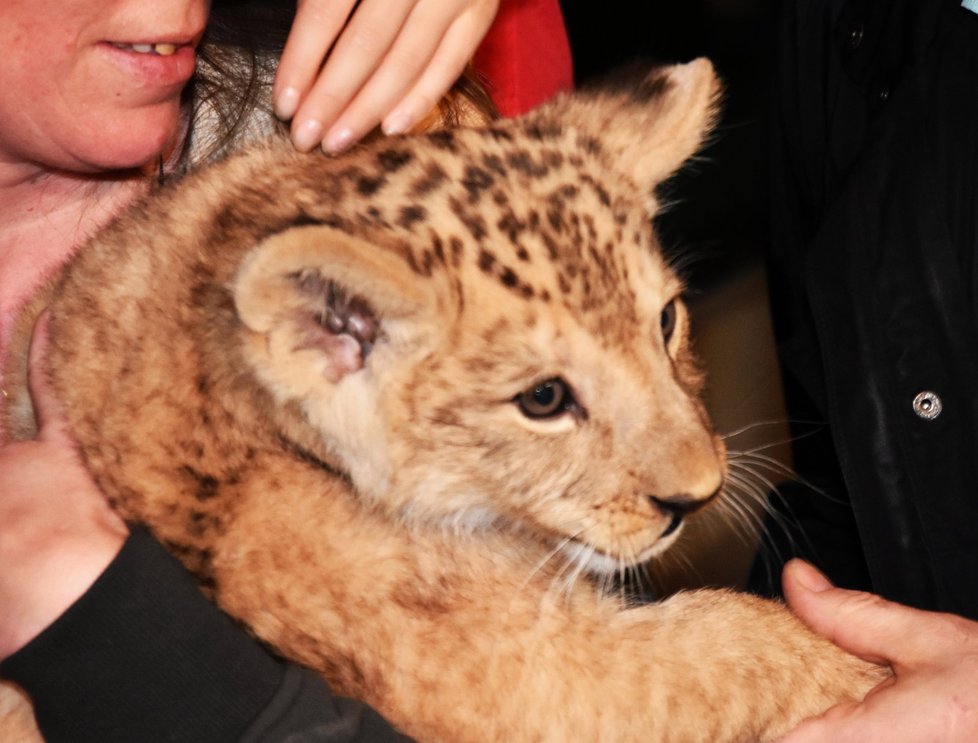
left=1, top=59, right=884, bottom=742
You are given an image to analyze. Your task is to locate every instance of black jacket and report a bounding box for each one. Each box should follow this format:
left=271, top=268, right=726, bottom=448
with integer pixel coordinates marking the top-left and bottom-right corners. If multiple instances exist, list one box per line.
left=0, top=529, right=412, bottom=742
left=751, top=0, right=978, bottom=617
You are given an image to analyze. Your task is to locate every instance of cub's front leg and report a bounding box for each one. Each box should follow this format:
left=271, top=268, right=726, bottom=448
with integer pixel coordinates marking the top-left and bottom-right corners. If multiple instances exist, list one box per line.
left=201, top=459, right=886, bottom=743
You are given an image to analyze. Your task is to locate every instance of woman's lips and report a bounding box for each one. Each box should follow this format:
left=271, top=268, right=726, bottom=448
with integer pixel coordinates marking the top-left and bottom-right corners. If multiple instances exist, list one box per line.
left=99, top=40, right=197, bottom=87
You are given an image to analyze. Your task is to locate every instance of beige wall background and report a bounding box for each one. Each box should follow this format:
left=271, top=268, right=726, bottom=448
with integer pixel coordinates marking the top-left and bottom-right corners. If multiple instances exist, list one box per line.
left=652, top=265, right=792, bottom=594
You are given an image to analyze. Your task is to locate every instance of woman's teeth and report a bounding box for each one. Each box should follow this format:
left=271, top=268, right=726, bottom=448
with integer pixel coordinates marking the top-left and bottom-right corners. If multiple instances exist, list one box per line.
left=114, top=43, right=179, bottom=56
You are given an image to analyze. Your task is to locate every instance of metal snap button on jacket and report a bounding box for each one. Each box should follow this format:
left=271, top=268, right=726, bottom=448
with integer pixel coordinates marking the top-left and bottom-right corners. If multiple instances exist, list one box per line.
left=912, top=391, right=943, bottom=420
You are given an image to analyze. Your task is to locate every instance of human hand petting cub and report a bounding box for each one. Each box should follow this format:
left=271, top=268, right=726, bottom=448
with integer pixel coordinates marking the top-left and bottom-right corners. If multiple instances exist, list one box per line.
left=779, top=559, right=978, bottom=742
left=274, top=0, right=499, bottom=153
left=0, top=316, right=127, bottom=660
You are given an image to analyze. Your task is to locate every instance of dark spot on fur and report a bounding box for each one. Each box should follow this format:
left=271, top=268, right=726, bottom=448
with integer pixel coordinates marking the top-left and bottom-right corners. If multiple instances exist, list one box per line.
left=506, top=150, right=549, bottom=178
left=411, top=163, right=448, bottom=196
left=524, top=120, right=563, bottom=140
left=449, top=198, right=488, bottom=241
left=357, top=175, right=385, bottom=197
left=500, top=267, right=519, bottom=288
left=189, top=282, right=212, bottom=309
left=428, top=406, right=463, bottom=428
left=581, top=175, right=611, bottom=207
left=497, top=212, right=525, bottom=243
left=402, top=248, right=420, bottom=275
left=377, top=148, right=414, bottom=172
left=398, top=204, right=427, bottom=230
left=576, top=135, right=602, bottom=155
left=461, top=165, right=494, bottom=200
left=486, top=127, right=515, bottom=143
left=428, top=130, right=457, bottom=152
left=542, top=232, right=560, bottom=260
left=187, top=510, right=219, bottom=538
left=482, top=153, right=507, bottom=175
left=478, top=248, right=496, bottom=273
left=449, top=236, right=464, bottom=267
left=362, top=206, right=389, bottom=227
left=463, top=355, right=495, bottom=373
left=182, top=465, right=220, bottom=501
left=547, top=207, right=564, bottom=233
left=420, top=249, right=436, bottom=275
left=543, top=150, right=565, bottom=169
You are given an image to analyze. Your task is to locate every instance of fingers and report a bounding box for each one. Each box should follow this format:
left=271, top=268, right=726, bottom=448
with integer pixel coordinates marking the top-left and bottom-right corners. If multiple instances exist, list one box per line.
left=381, top=7, right=498, bottom=135
left=292, top=0, right=441, bottom=152
left=288, top=0, right=417, bottom=151
left=273, top=0, right=359, bottom=120
left=276, top=0, right=499, bottom=153
left=783, top=559, right=954, bottom=667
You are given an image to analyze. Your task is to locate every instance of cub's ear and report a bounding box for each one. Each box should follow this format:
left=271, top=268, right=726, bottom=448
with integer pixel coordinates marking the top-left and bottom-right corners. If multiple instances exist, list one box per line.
left=535, top=58, right=721, bottom=190
left=233, top=225, right=436, bottom=395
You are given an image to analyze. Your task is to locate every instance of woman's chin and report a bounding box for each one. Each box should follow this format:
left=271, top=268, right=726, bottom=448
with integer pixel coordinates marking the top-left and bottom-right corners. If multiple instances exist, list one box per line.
left=70, top=103, right=184, bottom=173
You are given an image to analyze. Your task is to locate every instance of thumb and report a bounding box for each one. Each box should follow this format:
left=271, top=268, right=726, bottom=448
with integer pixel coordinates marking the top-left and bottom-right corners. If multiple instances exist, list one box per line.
left=783, top=559, right=927, bottom=667
left=26, top=312, right=69, bottom=439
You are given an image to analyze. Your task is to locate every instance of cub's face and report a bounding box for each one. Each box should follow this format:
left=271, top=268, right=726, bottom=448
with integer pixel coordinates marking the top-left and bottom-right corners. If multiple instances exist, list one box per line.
left=376, top=179, right=724, bottom=574
left=234, top=60, right=725, bottom=575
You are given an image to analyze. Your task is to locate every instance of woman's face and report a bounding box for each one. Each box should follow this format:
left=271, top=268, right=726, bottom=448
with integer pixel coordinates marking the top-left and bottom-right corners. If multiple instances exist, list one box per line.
left=0, top=0, right=210, bottom=174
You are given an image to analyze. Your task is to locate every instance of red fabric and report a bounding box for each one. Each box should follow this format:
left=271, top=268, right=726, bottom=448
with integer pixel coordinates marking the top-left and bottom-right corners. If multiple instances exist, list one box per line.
left=474, top=0, right=574, bottom=117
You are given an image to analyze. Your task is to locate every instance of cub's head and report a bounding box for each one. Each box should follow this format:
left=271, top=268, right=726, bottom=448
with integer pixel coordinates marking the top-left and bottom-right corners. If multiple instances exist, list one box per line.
left=233, top=60, right=725, bottom=575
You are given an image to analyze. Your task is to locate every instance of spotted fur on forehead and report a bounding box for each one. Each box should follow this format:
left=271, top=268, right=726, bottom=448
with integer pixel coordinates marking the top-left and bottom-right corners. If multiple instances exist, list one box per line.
left=218, top=116, right=669, bottom=353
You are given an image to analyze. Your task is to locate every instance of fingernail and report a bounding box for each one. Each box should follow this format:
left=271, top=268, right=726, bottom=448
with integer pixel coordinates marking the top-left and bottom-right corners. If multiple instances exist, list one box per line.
left=275, top=86, right=300, bottom=120
left=382, top=110, right=413, bottom=136
left=792, top=560, right=833, bottom=593
left=323, top=126, right=354, bottom=154
left=292, top=119, right=324, bottom=152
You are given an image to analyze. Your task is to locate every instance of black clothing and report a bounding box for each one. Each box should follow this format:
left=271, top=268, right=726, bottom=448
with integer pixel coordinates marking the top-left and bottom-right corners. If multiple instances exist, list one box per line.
left=0, top=529, right=412, bottom=743
left=751, top=0, right=978, bottom=617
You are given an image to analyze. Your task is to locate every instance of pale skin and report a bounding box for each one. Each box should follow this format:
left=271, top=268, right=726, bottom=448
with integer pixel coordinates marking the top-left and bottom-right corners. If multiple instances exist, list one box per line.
left=777, top=559, right=978, bottom=741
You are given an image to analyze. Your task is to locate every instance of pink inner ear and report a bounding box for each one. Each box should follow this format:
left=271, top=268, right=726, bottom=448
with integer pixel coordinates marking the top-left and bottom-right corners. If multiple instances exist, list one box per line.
left=321, top=334, right=364, bottom=383
left=288, top=269, right=380, bottom=383
left=296, top=331, right=363, bottom=383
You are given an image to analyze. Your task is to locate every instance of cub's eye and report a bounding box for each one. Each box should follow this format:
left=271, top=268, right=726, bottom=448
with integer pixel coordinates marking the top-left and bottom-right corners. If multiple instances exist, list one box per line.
left=515, top=378, right=574, bottom=419
left=660, top=299, right=678, bottom=345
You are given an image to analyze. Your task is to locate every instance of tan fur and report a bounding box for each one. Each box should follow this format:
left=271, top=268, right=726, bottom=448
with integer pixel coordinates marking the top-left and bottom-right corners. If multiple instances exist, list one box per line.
left=0, top=60, right=886, bottom=742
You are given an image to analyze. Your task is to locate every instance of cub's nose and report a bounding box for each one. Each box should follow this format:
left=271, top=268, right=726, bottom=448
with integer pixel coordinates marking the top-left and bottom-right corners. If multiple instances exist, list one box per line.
left=649, top=491, right=719, bottom=537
